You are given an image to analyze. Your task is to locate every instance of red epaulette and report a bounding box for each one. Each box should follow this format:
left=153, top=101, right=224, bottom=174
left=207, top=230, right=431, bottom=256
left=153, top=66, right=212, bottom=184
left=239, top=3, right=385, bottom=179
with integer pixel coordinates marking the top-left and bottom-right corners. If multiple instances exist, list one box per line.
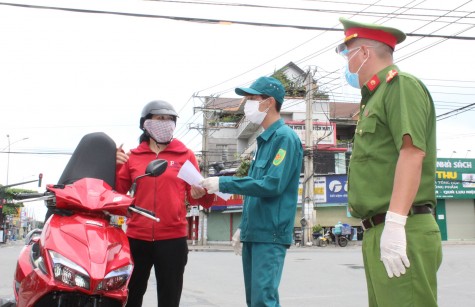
left=367, top=74, right=380, bottom=92
left=386, top=69, right=398, bottom=83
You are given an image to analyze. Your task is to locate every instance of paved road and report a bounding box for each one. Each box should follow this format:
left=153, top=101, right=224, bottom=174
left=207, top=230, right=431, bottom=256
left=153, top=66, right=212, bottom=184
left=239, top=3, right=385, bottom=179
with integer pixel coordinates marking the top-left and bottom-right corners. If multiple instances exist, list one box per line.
left=1, top=241, right=475, bottom=306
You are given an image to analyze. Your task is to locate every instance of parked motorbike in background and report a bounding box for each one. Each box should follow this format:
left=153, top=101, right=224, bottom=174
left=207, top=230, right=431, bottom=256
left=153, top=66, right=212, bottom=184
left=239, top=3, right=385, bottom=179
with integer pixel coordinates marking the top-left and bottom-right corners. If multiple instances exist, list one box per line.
left=314, top=228, right=350, bottom=248
left=313, top=232, right=327, bottom=247
left=11, top=132, right=167, bottom=307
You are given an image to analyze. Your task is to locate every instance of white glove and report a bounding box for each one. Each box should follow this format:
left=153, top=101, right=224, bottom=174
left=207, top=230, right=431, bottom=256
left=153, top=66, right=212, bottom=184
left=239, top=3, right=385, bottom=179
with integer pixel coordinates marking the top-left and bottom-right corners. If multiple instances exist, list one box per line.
left=200, top=177, right=220, bottom=194
left=231, top=229, right=242, bottom=256
left=380, top=211, right=410, bottom=278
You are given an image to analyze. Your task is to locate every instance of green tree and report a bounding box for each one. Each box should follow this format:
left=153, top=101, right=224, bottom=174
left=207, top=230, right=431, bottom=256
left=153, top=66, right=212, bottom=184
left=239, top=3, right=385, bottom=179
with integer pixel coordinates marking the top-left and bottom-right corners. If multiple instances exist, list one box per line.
left=271, top=69, right=329, bottom=100
left=0, top=187, right=36, bottom=216
left=235, top=155, right=252, bottom=177
left=272, top=69, right=305, bottom=97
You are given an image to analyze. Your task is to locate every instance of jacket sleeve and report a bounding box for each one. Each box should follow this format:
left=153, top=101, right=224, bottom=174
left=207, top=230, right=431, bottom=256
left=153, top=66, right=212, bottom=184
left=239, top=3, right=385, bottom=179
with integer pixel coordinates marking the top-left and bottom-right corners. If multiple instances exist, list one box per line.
left=115, top=161, right=132, bottom=194
left=220, top=134, right=302, bottom=197
left=186, top=152, right=215, bottom=208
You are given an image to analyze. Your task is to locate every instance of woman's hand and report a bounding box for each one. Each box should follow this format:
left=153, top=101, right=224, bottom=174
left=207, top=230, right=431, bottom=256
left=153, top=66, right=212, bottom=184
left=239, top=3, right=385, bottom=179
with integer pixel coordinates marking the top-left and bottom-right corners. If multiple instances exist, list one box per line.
left=116, top=144, right=130, bottom=165
left=190, top=185, right=207, bottom=199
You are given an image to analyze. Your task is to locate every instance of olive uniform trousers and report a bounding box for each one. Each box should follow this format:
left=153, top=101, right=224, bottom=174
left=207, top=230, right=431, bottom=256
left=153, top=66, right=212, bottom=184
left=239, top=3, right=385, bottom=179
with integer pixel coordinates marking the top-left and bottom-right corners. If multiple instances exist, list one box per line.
left=362, top=214, right=442, bottom=307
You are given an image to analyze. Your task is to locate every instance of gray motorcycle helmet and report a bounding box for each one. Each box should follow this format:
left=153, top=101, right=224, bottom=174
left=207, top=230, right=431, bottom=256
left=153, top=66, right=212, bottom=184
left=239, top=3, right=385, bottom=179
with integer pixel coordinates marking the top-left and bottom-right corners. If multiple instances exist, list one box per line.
left=140, top=100, right=179, bottom=129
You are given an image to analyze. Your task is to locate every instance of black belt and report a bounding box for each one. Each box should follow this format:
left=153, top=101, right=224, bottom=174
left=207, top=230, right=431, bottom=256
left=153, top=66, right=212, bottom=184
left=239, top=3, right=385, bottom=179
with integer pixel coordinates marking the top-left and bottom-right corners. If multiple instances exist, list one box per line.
left=361, top=204, right=432, bottom=231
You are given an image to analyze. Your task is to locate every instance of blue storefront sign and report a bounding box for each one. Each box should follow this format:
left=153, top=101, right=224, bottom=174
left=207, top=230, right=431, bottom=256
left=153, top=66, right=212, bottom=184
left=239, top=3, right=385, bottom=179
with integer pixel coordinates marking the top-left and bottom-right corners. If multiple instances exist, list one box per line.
left=325, top=174, right=348, bottom=204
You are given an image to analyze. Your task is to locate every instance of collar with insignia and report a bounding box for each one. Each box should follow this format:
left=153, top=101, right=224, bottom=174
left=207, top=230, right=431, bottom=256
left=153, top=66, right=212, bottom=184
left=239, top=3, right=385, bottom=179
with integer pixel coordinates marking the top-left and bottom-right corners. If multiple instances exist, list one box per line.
left=366, top=74, right=380, bottom=92
left=363, top=65, right=400, bottom=95
left=386, top=69, right=399, bottom=83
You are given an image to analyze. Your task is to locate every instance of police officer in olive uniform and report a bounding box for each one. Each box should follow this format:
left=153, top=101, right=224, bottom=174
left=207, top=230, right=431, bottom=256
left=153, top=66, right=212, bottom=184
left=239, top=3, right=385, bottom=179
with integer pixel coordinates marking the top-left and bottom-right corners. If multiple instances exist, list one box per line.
left=336, top=18, right=442, bottom=306
left=201, top=76, right=303, bottom=307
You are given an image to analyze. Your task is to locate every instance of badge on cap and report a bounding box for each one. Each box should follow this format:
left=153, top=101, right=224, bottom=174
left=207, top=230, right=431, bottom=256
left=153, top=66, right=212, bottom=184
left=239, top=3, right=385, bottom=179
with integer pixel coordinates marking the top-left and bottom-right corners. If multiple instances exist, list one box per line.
left=339, top=17, right=406, bottom=50
left=273, top=149, right=286, bottom=166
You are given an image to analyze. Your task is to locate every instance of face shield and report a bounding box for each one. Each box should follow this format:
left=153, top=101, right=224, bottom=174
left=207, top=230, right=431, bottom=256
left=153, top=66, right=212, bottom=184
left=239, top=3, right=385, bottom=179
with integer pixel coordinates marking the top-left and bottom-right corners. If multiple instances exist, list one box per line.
left=335, top=43, right=361, bottom=59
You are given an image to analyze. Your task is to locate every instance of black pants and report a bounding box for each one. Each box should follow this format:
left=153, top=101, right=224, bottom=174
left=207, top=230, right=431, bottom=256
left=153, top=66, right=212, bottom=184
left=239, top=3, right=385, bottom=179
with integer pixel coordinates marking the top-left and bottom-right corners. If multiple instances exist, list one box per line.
left=125, top=237, right=188, bottom=307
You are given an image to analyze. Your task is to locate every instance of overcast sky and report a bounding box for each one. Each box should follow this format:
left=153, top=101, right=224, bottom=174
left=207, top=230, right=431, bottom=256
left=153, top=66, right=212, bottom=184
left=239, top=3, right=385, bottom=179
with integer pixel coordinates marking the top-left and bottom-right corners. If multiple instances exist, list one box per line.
left=0, top=0, right=474, bottom=218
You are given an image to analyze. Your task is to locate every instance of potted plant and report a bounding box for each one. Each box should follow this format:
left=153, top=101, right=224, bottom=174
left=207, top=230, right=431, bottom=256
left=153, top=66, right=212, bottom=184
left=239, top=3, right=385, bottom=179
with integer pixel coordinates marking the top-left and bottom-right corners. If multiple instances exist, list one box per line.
left=312, top=224, right=323, bottom=238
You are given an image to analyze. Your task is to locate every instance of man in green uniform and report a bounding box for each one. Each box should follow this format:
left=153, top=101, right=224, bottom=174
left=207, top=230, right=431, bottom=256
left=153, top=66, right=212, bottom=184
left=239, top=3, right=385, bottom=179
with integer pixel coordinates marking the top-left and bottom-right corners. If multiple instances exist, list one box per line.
left=336, top=18, right=442, bottom=306
left=201, top=76, right=303, bottom=307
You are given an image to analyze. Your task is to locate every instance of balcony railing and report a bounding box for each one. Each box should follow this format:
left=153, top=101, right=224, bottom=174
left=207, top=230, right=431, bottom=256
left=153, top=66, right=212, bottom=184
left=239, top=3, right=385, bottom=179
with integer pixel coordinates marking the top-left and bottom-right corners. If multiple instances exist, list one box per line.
left=236, top=117, right=259, bottom=138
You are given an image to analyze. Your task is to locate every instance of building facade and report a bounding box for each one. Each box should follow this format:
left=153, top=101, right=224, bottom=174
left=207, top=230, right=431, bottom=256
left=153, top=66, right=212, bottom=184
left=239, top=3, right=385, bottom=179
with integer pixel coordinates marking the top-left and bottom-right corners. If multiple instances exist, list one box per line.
left=189, top=92, right=362, bottom=244
left=187, top=64, right=474, bottom=244
left=435, top=158, right=475, bottom=241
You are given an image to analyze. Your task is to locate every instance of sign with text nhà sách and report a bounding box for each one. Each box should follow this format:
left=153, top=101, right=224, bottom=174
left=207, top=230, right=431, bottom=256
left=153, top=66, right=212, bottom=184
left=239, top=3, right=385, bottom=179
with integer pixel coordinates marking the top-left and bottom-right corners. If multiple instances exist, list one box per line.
left=436, top=158, right=475, bottom=199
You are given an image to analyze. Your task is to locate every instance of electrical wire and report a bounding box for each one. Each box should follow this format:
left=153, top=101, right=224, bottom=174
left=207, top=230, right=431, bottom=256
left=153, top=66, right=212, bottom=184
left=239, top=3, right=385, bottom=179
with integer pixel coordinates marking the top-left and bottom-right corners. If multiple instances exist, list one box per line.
left=150, top=0, right=475, bottom=25
left=436, top=102, right=475, bottom=121
left=1, top=2, right=473, bottom=38
left=2, top=0, right=474, bottom=152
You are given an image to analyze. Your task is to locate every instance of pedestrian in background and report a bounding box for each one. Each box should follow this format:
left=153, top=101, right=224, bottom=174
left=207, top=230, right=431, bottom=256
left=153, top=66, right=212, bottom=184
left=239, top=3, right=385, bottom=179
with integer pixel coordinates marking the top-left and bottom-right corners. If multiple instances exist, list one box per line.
left=337, top=17, right=442, bottom=306
left=116, top=100, right=214, bottom=307
left=201, top=76, right=303, bottom=307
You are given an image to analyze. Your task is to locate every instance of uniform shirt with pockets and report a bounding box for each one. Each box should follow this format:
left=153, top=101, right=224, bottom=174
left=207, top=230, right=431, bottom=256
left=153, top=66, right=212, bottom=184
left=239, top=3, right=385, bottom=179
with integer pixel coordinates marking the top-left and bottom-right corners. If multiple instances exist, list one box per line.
left=220, top=119, right=303, bottom=245
left=348, top=65, right=436, bottom=219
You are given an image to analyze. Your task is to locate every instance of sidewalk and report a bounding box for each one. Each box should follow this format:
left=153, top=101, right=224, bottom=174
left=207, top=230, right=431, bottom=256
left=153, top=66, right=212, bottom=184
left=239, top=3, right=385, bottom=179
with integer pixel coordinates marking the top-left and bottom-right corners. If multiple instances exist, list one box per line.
left=0, top=239, right=25, bottom=248
left=4, top=238, right=473, bottom=250
left=188, top=239, right=475, bottom=252
left=188, top=240, right=363, bottom=252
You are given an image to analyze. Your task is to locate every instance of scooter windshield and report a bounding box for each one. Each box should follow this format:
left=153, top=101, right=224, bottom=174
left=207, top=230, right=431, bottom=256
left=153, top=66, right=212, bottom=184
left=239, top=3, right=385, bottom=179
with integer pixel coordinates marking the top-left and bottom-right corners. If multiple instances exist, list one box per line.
left=58, top=132, right=117, bottom=188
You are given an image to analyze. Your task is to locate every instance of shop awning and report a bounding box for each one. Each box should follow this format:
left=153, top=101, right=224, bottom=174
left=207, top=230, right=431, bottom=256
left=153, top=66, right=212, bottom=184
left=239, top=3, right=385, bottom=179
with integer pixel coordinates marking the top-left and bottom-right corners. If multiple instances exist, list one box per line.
left=222, top=209, right=243, bottom=214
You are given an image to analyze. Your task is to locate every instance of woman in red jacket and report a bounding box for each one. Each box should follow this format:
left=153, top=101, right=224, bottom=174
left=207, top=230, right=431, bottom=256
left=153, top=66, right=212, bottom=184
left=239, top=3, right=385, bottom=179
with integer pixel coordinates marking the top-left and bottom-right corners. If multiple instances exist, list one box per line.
left=116, top=100, right=214, bottom=307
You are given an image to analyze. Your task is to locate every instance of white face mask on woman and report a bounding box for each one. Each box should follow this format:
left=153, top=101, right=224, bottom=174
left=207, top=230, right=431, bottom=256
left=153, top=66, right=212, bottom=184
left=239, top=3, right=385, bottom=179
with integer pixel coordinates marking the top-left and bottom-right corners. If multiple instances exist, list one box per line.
left=244, top=99, right=269, bottom=125
left=143, top=119, right=176, bottom=144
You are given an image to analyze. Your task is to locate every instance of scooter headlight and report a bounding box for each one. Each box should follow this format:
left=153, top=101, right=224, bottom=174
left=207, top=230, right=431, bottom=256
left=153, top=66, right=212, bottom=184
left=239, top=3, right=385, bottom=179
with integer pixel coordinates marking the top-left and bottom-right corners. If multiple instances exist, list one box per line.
left=48, top=250, right=90, bottom=290
left=96, top=264, right=133, bottom=291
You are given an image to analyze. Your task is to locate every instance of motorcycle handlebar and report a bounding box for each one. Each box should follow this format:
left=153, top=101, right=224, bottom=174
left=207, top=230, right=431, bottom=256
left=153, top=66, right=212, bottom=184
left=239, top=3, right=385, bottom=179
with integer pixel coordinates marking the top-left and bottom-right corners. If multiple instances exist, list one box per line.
left=13, top=192, right=53, bottom=200
left=130, top=205, right=154, bottom=217
left=128, top=205, right=160, bottom=223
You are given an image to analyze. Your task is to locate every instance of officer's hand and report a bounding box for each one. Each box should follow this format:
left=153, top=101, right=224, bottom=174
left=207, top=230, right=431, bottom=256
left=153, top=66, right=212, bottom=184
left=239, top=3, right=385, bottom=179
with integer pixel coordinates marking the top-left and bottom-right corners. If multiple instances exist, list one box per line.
left=380, top=211, right=410, bottom=278
left=232, top=229, right=242, bottom=256
left=200, top=177, right=220, bottom=194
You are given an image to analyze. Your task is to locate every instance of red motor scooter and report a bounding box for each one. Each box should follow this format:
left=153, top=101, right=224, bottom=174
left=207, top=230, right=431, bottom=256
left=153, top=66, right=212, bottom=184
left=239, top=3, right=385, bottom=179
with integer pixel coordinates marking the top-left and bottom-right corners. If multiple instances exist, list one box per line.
left=11, top=132, right=167, bottom=307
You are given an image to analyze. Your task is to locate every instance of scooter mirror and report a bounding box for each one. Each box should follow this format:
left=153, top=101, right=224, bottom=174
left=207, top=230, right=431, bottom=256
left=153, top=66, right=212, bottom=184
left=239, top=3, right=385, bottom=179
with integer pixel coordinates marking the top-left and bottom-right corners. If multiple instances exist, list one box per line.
left=145, top=159, right=168, bottom=177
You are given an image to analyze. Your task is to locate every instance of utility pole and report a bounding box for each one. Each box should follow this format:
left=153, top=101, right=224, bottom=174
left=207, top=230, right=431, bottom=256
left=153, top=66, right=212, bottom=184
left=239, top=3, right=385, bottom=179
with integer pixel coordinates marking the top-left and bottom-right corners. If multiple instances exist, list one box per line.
left=303, top=69, right=314, bottom=245
left=192, top=95, right=219, bottom=246
left=202, top=97, right=210, bottom=178
left=201, top=97, right=211, bottom=246
left=6, top=134, right=10, bottom=185
left=4, top=135, right=29, bottom=185
left=191, top=95, right=221, bottom=177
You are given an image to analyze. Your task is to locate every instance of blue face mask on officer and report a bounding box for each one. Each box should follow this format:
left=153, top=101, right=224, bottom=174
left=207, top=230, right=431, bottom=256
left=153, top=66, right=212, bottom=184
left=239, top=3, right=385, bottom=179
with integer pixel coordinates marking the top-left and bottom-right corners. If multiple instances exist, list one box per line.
left=343, top=47, right=370, bottom=89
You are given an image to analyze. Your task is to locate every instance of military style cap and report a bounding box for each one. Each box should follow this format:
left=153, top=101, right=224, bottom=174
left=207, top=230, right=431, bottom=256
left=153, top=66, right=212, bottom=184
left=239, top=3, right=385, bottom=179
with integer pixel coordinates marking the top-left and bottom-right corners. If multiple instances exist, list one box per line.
left=339, top=17, right=406, bottom=49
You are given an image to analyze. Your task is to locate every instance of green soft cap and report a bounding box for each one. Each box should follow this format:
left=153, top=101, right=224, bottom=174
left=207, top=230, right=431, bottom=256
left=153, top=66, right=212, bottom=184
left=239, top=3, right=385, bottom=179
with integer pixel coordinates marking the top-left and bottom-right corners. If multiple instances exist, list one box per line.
left=235, top=76, right=285, bottom=105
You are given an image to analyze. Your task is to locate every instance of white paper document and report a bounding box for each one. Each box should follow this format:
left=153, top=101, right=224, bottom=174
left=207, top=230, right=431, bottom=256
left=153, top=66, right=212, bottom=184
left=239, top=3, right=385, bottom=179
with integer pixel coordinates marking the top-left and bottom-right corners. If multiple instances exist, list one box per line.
left=177, top=160, right=232, bottom=201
